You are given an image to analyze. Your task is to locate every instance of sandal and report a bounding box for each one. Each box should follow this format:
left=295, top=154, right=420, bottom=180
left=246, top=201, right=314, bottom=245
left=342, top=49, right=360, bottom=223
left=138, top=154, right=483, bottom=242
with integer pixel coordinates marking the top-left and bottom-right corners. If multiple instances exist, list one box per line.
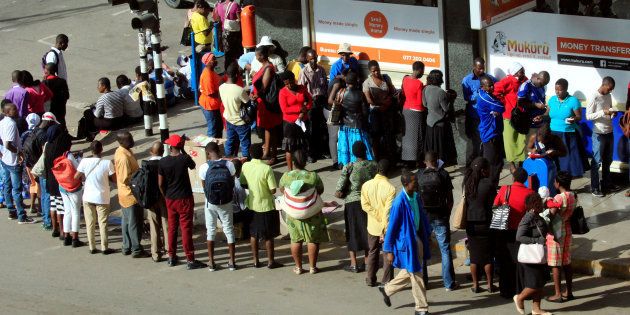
left=545, top=296, right=564, bottom=303
left=562, top=294, right=575, bottom=301
left=293, top=267, right=305, bottom=275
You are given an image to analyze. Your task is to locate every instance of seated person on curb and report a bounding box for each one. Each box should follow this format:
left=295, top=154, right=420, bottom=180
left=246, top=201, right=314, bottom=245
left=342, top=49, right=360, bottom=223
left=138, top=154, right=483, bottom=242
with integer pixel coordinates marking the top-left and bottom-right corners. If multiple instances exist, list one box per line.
left=77, top=77, right=125, bottom=140
left=116, top=74, right=143, bottom=124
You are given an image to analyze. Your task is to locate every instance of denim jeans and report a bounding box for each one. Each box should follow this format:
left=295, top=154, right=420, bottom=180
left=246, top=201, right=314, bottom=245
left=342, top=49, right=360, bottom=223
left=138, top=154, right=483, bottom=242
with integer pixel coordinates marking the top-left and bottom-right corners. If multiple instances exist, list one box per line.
left=1, top=161, right=25, bottom=220
left=202, top=108, right=223, bottom=138
left=121, top=204, right=143, bottom=254
left=224, top=122, right=251, bottom=158
left=204, top=201, right=235, bottom=243
left=40, top=177, right=51, bottom=226
left=590, top=132, right=613, bottom=191
left=430, top=218, right=456, bottom=289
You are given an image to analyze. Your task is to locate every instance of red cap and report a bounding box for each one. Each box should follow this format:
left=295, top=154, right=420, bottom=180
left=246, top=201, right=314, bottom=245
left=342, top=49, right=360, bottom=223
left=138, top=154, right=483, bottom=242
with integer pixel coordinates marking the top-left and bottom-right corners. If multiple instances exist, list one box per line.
left=164, top=134, right=184, bottom=148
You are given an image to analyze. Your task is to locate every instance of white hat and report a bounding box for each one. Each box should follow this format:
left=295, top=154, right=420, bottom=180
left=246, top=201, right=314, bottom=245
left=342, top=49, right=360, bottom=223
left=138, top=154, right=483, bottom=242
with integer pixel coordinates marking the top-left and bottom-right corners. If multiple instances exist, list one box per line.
left=256, top=35, right=275, bottom=48
left=337, top=43, right=353, bottom=54
left=42, top=112, right=59, bottom=124
left=26, top=113, right=41, bottom=129
left=508, top=62, right=523, bottom=76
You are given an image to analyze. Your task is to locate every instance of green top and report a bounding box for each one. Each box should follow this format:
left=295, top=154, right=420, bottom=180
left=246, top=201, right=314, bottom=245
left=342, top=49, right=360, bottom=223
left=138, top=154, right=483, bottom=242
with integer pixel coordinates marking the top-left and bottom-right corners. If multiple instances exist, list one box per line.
left=405, top=190, right=420, bottom=232
left=335, top=160, right=378, bottom=203
left=279, top=169, right=324, bottom=195
left=239, top=159, right=278, bottom=212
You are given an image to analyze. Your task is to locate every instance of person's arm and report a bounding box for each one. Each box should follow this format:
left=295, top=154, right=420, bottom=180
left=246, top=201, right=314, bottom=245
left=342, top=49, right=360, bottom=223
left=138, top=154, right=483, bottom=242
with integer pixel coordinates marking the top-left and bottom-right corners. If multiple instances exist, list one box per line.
left=94, top=97, right=104, bottom=118
left=360, top=185, right=378, bottom=218
left=239, top=171, right=248, bottom=189
left=261, top=66, right=272, bottom=91
left=328, top=82, right=340, bottom=106
left=381, top=187, right=395, bottom=237
left=158, top=174, right=166, bottom=196
left=571, top=98, right=582, bottom=122
left=383, top=196, right=401, bottom=255
left=315, top=174, right=324, bottom=195
left=461, top=78, right=472, bottom=103
left=185, top=153, right=196, bottom=170
left=267, top=167, right=277, bottom=195
left=527, top=134, right=537, bottom=154
left=303, top=89, right=313, bottom=111
left=363, top=80, right=376, bottom=107
left=585, top=96, right=608, bottom=121
left=334, top=164, right=351, bottom=198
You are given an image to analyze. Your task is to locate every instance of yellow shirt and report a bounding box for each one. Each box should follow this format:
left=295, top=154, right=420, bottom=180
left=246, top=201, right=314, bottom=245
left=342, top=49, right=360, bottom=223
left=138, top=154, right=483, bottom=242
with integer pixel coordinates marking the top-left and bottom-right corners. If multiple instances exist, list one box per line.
left=360, top=174, right=396, bottom=236
left=286, top=60, right=303, bottom=81
left=114, top=146, right=139, bottom=208
left=190, top=12, right=213, bottom=45
left=239, top=159, right=277, bottom=212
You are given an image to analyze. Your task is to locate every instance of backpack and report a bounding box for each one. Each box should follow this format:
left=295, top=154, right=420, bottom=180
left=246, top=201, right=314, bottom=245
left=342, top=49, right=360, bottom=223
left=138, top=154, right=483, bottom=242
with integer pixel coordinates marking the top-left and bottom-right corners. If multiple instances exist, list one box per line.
left=254, top=66, right=283, bottom=113
left=510, top=105, right=531, bottom=134
left=22, top=128, right=46, bottom=168
left=131, top=160, right=161, bottom=209
left=42, top=49, right=59, bottom=69
left=418, top=168, right=446, bottom=210
left=203, top=160, right=234, bottom=205
left=52, top=152, right=82, bottom=192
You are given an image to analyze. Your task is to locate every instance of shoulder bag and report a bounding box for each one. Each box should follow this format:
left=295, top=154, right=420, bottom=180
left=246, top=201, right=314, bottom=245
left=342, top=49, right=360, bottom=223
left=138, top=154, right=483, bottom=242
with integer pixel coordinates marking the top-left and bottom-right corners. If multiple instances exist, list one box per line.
left=570, top=193, right=590, bottom=235
left=31, top=143, right=47, bottom=178
left=327, top=87, right=345, bottom=125
left=451, top=192, right=467, bottom=230
left=240, top=99, right=257, bottom=125
left=223, top=1, right=241, bottom=32
left=490, top=185, right=511, bottom=230
left=180, top=20, right=192, bottom=46
left=517, top=222, right=547, bottom=264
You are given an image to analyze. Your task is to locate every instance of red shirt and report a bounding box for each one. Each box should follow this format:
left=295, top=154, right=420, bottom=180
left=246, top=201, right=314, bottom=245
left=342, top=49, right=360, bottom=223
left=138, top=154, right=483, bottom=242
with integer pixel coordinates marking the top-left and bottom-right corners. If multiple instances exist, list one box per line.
left=25, top=82, right=53, bottom=114
left=494, top=74, right=527, bottom=120
left=278, top=85, right=312, bottom=122
left=199, top=68, right=222, bottom=111
left=402, top=76, right=425, bottom=111
left=493, top=182, right=534, bottom=230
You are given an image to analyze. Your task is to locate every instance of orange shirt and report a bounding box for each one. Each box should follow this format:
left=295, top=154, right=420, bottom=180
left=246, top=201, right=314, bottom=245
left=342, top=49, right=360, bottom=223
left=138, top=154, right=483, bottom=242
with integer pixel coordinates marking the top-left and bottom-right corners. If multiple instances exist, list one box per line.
left=114, top=146, right=139, bottom=208
left=199, top=68, right=222, bottom=111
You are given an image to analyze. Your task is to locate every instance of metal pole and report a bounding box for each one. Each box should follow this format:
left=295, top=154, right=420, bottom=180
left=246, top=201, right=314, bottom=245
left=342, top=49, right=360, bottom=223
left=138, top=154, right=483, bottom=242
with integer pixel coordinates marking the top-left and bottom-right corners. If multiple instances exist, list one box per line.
left=151, top=31, right=169, bottom=142
left=137, top=29, right=153, bottom=136
left=191, top=31, right=199, bottom=107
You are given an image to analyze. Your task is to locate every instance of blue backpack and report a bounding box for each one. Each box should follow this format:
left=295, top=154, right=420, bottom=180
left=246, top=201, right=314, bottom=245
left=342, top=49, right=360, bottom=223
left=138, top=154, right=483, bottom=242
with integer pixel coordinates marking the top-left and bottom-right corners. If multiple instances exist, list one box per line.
left=203, top=160, right=234, bottom=205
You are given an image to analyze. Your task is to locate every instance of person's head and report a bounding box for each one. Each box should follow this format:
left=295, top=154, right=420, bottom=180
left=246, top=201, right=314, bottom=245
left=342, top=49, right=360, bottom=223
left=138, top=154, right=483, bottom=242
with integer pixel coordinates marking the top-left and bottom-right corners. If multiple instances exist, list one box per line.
left=150, top=140, right=164, bottom=157
left=512, top=167, right=528, bottom=184
left=352, top=141, right=367, bottom=160
left=91, top=140, right=104, bottom=157
left=600, top=76, right=616, bottom=95
left=2, top=102, right=17, bottom=118
left=412, top=61, right=425, bottom=79
left=345, top=71, right=358, bottom=87
left=536, top=123, right=552, bottom=143
left=195, top=0, right=211, bottom=16
left=426, top=69, right=444, bottom=86
left=424, top=151, right=438, bottom=168
left=116, top=131, right=135, bottom=149
left=205, top=141, right=221, bottom=160
left=226, top=62, right=240, bottom=83
left=202, top=53, right=217, bottom=69
left=305, top=49, right=318, bottom=69
left=337, top=43, right=353, bottom=63
left=464, top=157, right=490, bottom=197
left=134, top=66, right=142, bottom=81
left=292, top=149, right=307, bottom=170
left=19, top=70, right=34, bottom=87
left=472, top=57, right=486, bottom=77
left=116, top=74, right=131, bottom=89
left=280, top=71, right=297, bottom=90
left=480, top=75, right=495, bottom=94
left=525, top=193, right=543, bottom=213
left=255, top=46, right=270, bottom=63
left=367, top=60, right=381, bottom=79
left=44, top=63, right=58, bottom=77
left=401, top=170, right=417, bottom=195
left=55, top=34, right=69, bottom=51
left=554, top=78, right=569, bottom=100
left=508, top=62, right=525, bottom=81
left=298, top=46, right=312, bottom=65
left=377, top=159, right=390, bottom=176
left=26, top=113, right=41, bottom=130
left=164, top=134, right=185, bottom=151
left=11, top=70, right=21, bottom=83
left=554, top=171, right=572, bottom=191
left=98, top=77, right=111, bottom=93
left=534, top=71, right=550, bottom=87
left=250, top=143, right=264, bottom=160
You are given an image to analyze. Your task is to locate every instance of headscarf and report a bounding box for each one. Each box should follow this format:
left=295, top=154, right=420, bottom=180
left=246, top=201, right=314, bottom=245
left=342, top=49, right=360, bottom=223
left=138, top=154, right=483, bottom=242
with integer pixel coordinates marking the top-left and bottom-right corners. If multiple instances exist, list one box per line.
left=507, top=62, right=523, bottom=76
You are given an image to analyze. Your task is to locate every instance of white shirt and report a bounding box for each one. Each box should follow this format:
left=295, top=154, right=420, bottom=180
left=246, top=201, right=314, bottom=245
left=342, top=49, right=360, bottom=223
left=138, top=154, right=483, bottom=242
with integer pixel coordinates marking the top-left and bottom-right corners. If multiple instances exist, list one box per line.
left=0, top=117, right=21, bottom=166
left=585, top=92, right=614, bottom=134
left=119, top=85, right=143, bottom=118
left=251, top=54, right=286, bottom=75
left=178, top=64, right=192, bottom=83
left=198, top=159, right=236, bottom=182
left=46, top=47, right=67, bottom=82
left=77, top=158, right=115, bottom=205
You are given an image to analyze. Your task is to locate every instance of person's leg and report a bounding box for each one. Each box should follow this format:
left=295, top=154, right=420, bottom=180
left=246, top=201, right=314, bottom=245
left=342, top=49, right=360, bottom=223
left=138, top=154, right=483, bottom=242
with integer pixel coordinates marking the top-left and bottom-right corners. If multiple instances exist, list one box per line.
left=384, top=269, right=412, bottom=297
left=348, top=250, right=357, bottom=267
left=549, top=266, right=562, bottom=300
left=205, top=201, right=219, bottom=266
left=202, top=108, right=214, bottom=137
left=40, top=178, right=51, bottom=228
left=61, top=192, right=72, bottom=240
left=237, top=124, right=251, bottom=158
left=601, top=133, right=614, bottom=191
left=1, top=162, right=15, bottom=217
left=83, top=202, right=97, bottom=251
left=382, top=250, right=394, bottom=284
left=532, top=288, right=545, bottom=313
left=410, top=271, right=429, bottom=313
left=212, top=109, right=223, bottom=138
left=147, top=206, right=160, bottom=260
left=563, top=264, right=573, bottom=298
left=129, top=204, right=144, bottom=254
left=265, top=238, right=276, bottom=265
left=224, top=123, right=237, bottom=157
left=263, top=129, right=272, bottom=159
left=290, top=242, right=303, bottom=271
left=470, top=263, right=479, bottom=289
left=97, top=204, right=110, bottom=251
left=121, top=206, right=132, bottom=253
left=8, top=164, right=26, bottom=221
left=307, top=243, right=319, bottom=270
left=166, top=199, right=179, bottom=259
left=431, top=219, right=456, bottom=289
left=366, top=234, right=380, bottom=285
left=158, top=201, right=169, bottom=254
left=179, top=198, right=196, bottom=262
left=482, top=139, right=503, bottom=187
left=250, top=236, right=260, bottom=266
left=516, top=287, right=538, bottom=309
left=218, top=204, right=236, bottom=265
left=327, top=120, right=339, bottom=165
left=591, top=133, right=602, bottom=192
left=484, top=263, right=495, bottom=291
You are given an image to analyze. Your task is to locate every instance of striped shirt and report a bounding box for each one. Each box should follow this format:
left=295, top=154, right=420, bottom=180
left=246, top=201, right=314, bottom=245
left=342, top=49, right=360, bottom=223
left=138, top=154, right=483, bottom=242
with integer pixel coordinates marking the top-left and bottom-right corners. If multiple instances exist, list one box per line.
left=94, top=91, right=125, bottom=119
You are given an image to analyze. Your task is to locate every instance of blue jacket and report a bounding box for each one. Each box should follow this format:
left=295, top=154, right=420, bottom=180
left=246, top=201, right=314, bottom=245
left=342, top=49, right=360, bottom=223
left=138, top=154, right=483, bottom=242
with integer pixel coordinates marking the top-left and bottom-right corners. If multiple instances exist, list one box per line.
left=462, top=73, right=497, bottom=119
left=383, top=190, right=432, bottom=273
left=328, top=57, right=360, bottom=84
left=476, top=89, right=505, bottom=143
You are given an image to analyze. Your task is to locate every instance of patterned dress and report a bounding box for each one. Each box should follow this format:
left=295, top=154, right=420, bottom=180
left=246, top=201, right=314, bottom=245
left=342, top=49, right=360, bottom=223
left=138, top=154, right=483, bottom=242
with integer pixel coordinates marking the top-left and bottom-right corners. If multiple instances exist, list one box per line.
left=546, top=191, right=575, bottom=267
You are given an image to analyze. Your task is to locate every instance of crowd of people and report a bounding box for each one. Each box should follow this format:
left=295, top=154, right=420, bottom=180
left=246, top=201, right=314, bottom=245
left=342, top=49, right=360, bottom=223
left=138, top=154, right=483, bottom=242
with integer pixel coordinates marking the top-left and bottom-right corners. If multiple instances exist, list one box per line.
left=1, top=1, right=630, bottom=315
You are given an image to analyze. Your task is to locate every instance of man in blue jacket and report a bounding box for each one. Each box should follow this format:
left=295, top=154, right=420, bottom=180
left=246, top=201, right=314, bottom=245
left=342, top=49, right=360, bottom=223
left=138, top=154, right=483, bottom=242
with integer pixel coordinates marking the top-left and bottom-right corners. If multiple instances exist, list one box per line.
left=477, top=76, right=505, bottom=187
left=378, top=171, right=432, bottom=315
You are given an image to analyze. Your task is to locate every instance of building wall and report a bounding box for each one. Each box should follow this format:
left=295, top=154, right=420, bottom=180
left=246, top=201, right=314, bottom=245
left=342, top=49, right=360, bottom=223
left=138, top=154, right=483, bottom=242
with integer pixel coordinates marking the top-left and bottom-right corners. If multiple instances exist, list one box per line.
left=245, top=0, right=304, bottom=60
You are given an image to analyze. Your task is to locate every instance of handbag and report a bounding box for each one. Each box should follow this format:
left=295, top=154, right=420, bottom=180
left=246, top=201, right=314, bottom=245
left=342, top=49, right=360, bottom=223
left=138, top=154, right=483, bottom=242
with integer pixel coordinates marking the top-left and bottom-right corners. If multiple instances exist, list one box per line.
left=490, top=185, right=511, bottom=230
left=240, top=99, right=257, bottom=125
left=30, top=143, right=47, bottom=178
left=570, top=199, right=590, bottom=235
left=180, top=20, right=192, bottom=46
left=327, top=87, right=344, bottom=125
left=52, top=151, right=82, bottom=193
left=517, top=224, right=547, bottom=264
left=451, top=193, right=467, bottom=230
left=222, top=1, right=241, bottom=32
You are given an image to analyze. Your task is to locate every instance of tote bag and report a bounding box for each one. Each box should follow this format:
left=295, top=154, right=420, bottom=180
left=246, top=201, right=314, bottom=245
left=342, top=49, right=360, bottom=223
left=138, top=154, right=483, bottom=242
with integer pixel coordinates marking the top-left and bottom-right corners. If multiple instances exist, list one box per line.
left=223, top=2, right=241, bottom=32
left=518, top=224, right=547, bottom=264
left=451, top=193, right=467, bottom=230
left=490, top=185, right=511, bottom=230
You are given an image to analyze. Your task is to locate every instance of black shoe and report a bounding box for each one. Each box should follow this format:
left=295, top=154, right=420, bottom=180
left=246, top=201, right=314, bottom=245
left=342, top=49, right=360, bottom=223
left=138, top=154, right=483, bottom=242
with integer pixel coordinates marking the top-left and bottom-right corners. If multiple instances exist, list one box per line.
left=131, top=251, right=151, bottom=258
left=307, top=157, right=316, bottom=164
left=471, top=286, right=482, bottom=293
left=267, top=261, right=284, bottom=269
left=8, top=212, right=17, bottom=220
left=366, top=279, right=376, bottom=287
left=122, top=249, right=132, bottom=256
left=592, top=189, right=604, bottom=197
left=357, top=264, right=366, bottom=272
left=63, top=235, right=72, bottom=246
left=168, top=256, right=179, bottom=267
left=344, top=265, right=359, bottom=273
left=606, top=184, right=622, bottom=193
left=72, top=239, right=84, bottom=248
left=52, top=230, right=60, bottom=238
left=378, top=285, right=391, bottom=307
left=90, top=249, right=98, bottom=255
left=187, top=260, right=208, bottom=270
left=17, top=217, right=36, bottom=224
left=102, top=248, right=115, bottom=255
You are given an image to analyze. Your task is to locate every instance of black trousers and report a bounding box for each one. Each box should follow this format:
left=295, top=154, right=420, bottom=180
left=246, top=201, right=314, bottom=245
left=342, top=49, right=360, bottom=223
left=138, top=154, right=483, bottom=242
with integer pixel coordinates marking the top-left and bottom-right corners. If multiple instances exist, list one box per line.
left=465, top=114, right=482, bottom=167
left=495, top=230, right=518, bottom=298
left=482, top=136, right=505, bottom=187
left=307, top=95, right=328, bottom=159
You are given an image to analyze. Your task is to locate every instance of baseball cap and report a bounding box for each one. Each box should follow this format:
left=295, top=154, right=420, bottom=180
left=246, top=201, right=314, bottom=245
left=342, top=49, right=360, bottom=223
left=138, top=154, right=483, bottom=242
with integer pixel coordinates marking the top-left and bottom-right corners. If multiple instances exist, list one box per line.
left=26, top=113, right=41, bottom=129
left=42, top=112, right=59, bottom=124
left=164, top=134, right=184, bottom=148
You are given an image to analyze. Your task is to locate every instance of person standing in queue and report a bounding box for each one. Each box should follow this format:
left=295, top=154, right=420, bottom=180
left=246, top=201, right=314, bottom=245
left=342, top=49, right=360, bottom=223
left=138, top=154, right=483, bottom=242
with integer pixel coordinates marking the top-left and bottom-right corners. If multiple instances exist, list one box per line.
left=476, top=76, right=505, bottom=188
left=400, top=61, right=426, bottom=169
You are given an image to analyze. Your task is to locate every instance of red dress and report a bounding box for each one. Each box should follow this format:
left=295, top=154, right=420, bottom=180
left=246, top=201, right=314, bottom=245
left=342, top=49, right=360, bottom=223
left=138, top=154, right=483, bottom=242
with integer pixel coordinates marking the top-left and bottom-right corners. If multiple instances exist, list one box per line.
left=252, top=64, right=282, bottom=129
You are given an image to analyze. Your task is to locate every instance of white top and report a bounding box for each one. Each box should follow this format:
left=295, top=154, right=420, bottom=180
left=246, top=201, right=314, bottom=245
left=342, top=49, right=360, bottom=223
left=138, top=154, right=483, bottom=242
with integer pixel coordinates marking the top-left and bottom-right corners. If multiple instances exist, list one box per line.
left=251, top=54, right=286, bottom=74
left=77, top=158, right=115, bottom=205
left=585, top=92, right=614, bottom=134
left=119, top=85, right=143, bottom=118
left=178, top=64, right=192, bottom=83
left=0, top=117, right=21, bottom=166
left=198, top=159, right=236, bottom=182
left=46, top=47, right=67, bottom=82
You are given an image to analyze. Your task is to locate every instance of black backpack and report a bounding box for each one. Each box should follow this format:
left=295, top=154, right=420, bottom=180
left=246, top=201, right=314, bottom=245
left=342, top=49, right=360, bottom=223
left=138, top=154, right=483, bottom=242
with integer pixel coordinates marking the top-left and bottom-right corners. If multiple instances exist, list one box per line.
left=22, top=128, right=46, bottom=168
left=254, top=66, right=283, bottom=113
left=203, top=160, right=234, bottom=205
left=131, top=160, right=160, bottom=208
left=510, top=105, right=530, bottom=135
left=42, top=49, right=59, bottom=69
left=418, top=168, right=446, bottom=210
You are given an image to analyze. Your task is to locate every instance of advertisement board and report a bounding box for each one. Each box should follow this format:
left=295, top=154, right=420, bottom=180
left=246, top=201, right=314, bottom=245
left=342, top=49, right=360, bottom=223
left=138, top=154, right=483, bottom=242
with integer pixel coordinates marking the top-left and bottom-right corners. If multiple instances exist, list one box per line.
left=470, top=0, right=536, bottom=30
left=311, top=0, right=443, bottom=72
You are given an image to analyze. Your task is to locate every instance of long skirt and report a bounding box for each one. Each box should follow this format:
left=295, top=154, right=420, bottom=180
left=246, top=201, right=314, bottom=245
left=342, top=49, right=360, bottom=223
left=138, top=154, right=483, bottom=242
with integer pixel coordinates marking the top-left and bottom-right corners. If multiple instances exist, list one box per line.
left=344, top=201, right=369, bottom=252
left=553, top=131, right=588, bottom=177
left=401, top=109, right=427, bottom=162
left=425, top=120, right=457, bottom=166
left=337, top=126, right=374, bottom=166
left=503, top=119, right=527, bottom=163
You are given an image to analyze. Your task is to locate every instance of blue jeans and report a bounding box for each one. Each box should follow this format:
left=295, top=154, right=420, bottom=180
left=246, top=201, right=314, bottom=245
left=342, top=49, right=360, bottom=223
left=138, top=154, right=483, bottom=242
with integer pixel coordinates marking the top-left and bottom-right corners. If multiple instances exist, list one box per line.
left=202, top=108, right=223, bottom=138
left=40, top=177, right=51, bottom=226
left=1, top=161, right=25, bottom=220
left=430, top=218, right=456, bottom=289
left=591, top=132, right=613, bottom=191
left=224, top=122, right=251, bottom=158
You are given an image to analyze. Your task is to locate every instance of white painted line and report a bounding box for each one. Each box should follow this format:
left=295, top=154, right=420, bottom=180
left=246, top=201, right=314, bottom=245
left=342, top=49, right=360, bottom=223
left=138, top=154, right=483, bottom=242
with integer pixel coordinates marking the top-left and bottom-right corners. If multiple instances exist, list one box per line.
left=112, top=9, right=130, bottom=16
left=1, top=28, right=16, bottom=32
left=37, top=34, right=58, bottom=46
